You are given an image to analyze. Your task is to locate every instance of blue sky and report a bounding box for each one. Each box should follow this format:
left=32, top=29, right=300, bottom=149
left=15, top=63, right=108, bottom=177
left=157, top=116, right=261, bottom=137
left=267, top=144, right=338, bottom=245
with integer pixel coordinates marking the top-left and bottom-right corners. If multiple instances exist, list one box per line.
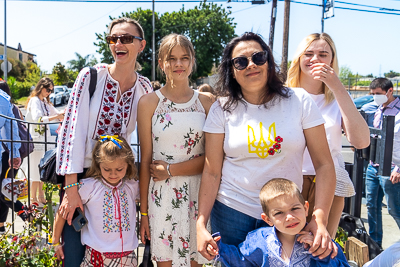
left=1, top=0, right=399, bottom=76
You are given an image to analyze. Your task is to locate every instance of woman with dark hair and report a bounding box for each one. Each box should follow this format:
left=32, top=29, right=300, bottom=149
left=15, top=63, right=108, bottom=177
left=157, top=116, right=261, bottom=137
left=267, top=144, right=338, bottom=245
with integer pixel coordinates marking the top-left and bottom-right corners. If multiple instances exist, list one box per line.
left=25, top=77, right=64, bottom=206
left=197, top=32, right=338, bottom=260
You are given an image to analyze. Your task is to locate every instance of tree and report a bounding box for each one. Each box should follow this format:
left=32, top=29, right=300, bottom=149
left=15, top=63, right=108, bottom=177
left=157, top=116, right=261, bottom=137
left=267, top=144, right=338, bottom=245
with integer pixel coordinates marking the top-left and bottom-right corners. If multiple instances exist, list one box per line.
left=384, top=70, right=400, bottom=78
left=67, top=52, right=98, bottom=72
left=94, top=2, right=236, bottom=81
left=52, top=62, right=69, bottom=85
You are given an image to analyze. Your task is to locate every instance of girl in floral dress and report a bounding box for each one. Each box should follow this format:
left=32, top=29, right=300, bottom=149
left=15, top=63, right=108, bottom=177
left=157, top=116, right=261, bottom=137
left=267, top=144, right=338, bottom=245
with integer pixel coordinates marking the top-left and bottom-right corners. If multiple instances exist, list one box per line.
left=138, top=34, right=214, bottom=267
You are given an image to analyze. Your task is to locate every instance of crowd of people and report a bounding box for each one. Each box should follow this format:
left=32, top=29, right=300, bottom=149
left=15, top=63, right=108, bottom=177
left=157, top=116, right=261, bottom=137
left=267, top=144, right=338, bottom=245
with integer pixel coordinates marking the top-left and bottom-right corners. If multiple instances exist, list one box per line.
left=0, top=16, right=399, bottom=267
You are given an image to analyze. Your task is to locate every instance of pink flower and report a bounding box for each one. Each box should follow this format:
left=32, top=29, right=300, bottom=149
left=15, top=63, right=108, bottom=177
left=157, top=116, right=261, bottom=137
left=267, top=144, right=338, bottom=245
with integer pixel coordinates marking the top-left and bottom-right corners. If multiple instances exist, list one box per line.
left=162, top=239, right=169, bottom=246
left=183, top=242, right=189, bottom=248
left=189, top=201, right=194, bottom=208
left=176, top=192, right=182, bottom=199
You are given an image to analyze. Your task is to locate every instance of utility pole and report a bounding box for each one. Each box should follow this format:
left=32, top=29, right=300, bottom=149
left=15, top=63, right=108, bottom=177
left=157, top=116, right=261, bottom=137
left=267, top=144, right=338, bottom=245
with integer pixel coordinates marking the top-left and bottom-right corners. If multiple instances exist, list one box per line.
left=268, top=0, right=277, bottom=51
left=4, top=0, right=8, bottom=81
left=280, top=0, right=290, bottom=80
left=151, top=0, right=156, bottom=81
left=321, top=0, right=325, bottom=33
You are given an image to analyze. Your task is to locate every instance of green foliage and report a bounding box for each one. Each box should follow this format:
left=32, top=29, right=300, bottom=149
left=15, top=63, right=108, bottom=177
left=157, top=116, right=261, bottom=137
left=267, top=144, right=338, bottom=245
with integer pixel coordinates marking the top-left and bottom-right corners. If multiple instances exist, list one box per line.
left=0, top=201, right=61, bottom=267
left=335, top=226, right=348, bottom=250
left=8, top=59, right=27, bottom=82
left=67, top=52, right=98, bottom=72
left=355, top=80, right=371, bottom=86
left=384, top=70, right=400, bottom=78
left=6, top=76, right=32, bottom=101
left=52, top=63, right=69, bottom=85
left=94, top=2, right=236, bottom=81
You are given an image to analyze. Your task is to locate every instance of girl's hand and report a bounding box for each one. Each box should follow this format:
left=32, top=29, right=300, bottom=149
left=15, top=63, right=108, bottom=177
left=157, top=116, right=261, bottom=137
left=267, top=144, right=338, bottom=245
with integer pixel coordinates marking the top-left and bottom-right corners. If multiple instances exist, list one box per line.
left=150, top=160, right=170, bottom=181
left=54, top=244, right=64, bottom=261
left=197, top=224, right=217, bottom=261
left=310, top=63, right=344, bottom=93
left=297, top=230, right=314, bottom=249
left=60, top=188, right=84, bottom=225
left=140, top=215, right=151, bottom=244
left=207, top=235, right=220, bottom=257
left=304, top=219, right=338, bottom=259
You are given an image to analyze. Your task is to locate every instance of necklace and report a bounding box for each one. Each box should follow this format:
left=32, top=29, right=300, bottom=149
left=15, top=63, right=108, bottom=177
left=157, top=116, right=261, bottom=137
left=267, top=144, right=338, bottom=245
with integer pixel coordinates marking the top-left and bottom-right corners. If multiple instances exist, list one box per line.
left=281, top=242, right=294, bottom=262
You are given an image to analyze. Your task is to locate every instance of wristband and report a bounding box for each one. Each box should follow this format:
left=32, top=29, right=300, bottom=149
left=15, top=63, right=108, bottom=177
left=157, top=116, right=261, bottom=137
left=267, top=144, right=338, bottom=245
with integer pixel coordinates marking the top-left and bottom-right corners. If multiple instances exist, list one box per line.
left=167, top=164, right=173, bottom=177
left=63, top=182, right=81, bottom=190
left=48, top=242, right=61, bottom=246
left=141, top=212, right=148, bottom=216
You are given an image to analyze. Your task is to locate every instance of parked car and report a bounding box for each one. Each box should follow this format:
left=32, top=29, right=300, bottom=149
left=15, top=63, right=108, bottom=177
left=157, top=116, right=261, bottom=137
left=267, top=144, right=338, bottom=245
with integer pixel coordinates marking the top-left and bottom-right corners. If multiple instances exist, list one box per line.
left=354, top=95, right=374, bottom=109
left=50, top=86, right=70, bottom=106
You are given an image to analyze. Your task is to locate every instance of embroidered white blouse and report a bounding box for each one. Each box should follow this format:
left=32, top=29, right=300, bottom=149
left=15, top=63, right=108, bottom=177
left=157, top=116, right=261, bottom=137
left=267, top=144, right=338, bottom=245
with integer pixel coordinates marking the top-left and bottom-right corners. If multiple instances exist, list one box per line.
left=56, top=64, right=152, bottom=175
left=79, top=177, right=140, bottom=253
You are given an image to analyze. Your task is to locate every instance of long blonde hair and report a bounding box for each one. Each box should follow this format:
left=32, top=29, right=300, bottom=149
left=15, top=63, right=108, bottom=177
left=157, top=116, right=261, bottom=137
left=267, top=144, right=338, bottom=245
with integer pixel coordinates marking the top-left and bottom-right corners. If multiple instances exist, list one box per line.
left=26, top=77, right=54, bottom=107
left=286, top=33, right=339, bottom=104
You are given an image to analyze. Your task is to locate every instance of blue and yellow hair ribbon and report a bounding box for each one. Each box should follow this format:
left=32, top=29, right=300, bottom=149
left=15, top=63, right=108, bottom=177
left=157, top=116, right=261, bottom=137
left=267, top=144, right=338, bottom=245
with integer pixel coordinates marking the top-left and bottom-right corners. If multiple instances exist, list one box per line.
left=99, top=135, right=123, bottom=149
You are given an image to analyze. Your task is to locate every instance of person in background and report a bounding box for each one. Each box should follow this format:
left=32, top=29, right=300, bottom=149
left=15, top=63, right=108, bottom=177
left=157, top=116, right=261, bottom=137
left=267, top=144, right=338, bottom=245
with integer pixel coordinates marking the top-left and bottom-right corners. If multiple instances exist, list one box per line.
left=207, top=178, right=350, bottom=267
left=366, top=77, right=400, bottom=248
left=198, top=84, right=215, bottom=95
left=0, top=81, right=21, bottom=234
left=151, top=80, right=162, bottom=91
left=360, top=101, right=378, bottom=127
left=197, top=32, right=337, bottom=262
left=286, top=33, right=370, bottom=238
left=55, top=17, right=152, bottom=266
left=25, top=78, right=64, bottom=207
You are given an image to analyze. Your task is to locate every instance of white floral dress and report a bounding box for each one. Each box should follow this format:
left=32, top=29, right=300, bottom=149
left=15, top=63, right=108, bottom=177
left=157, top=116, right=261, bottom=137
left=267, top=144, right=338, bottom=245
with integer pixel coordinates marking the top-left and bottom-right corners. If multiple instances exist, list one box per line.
left=148, top=90, right=208, bottom=266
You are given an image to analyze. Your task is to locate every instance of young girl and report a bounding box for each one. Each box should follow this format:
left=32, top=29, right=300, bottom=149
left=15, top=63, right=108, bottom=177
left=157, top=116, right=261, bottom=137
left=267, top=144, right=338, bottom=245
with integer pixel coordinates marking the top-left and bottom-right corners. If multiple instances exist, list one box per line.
left=138, top=34, right=214, bottom=267
left=52, top=135, right=139, bottom=267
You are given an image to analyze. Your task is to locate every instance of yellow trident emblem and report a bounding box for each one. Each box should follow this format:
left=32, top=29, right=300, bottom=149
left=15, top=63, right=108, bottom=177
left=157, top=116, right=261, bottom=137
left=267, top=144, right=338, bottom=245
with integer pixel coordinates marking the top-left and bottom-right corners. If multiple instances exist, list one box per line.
left=248, top=122, right=277, bottom=159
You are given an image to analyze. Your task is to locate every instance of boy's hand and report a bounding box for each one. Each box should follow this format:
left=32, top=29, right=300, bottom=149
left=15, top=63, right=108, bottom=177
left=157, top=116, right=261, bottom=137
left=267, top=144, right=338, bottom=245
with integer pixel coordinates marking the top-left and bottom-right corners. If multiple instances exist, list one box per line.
left=54, top=244, right=64, bottom=261
left=206, top=235, right=221, bottom=256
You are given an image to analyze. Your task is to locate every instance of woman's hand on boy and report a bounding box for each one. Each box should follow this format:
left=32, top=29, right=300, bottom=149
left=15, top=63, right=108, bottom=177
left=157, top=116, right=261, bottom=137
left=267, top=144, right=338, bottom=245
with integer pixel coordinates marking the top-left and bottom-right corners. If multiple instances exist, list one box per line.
left=150, top=160, right=170, bottom=181
left=206, top=235, right=220, bottom=257
left=140, top=215, right=151, bottom=244
left=304, top=219, right=338, bottom=259
left=197, top=223, right=217, bottom=261
left=297, top=231, right=314, bottom=249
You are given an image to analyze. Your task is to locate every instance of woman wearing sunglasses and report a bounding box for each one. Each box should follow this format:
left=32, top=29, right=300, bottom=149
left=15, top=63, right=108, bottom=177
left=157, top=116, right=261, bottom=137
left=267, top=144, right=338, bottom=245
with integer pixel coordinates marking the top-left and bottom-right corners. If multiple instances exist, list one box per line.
left=55, top=17, right=152, bottom=266
left=25, top=77, right=64, bottom=206
left=197, top=32, right=339, bottom=261
left=286, top=33, right=369, bottom=237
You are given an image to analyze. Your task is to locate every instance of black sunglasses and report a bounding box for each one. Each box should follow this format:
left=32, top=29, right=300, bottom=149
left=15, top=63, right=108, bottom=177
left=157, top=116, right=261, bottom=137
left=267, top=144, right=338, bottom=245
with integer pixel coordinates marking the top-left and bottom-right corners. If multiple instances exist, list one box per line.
left=106, top=34, right=143, bottom=45
left=46, top=88, right=53, bottom=93
left=231, top=51, right=268, bottom=70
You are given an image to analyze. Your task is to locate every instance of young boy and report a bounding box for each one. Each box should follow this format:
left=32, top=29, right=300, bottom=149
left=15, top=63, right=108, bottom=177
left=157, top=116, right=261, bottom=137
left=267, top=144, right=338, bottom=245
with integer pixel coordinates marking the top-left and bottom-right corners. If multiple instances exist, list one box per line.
left=207, top=178, right=350, bottom=267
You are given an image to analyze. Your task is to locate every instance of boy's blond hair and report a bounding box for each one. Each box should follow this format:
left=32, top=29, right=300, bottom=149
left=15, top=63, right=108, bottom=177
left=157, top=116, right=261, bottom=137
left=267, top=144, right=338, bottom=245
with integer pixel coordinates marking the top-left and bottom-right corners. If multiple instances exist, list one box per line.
left=259, top=178, right=305, bottom=214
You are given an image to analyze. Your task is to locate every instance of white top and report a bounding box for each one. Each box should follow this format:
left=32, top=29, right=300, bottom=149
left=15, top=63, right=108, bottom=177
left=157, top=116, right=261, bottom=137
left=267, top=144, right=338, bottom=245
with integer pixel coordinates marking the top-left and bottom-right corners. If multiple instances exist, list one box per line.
left=56, top=64, right=152, bottom=175
left=26, top=96, right=60, bottom=150
left=203, top=88, right=325, bottom=219
left=302, top=94, right=342, bottom=175
left=79, top=177, right=140, bottom=253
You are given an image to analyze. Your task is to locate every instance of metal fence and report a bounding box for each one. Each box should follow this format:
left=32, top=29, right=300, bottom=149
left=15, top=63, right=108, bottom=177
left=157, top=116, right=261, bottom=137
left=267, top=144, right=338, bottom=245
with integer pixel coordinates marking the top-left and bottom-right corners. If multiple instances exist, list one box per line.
left=0, top=113, right=140, bottom=235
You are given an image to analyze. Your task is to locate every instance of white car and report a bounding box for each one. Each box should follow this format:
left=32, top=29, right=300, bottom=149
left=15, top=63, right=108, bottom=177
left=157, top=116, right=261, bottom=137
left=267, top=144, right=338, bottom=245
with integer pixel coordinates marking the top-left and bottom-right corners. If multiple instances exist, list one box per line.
left=50, top=86, right=70, bottom=106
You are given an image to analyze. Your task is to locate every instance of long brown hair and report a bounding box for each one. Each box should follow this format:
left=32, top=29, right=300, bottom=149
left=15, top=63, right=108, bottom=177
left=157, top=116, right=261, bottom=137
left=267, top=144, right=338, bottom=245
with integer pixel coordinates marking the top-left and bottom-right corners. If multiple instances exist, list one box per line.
left=26, top=77, right=54, bottom=107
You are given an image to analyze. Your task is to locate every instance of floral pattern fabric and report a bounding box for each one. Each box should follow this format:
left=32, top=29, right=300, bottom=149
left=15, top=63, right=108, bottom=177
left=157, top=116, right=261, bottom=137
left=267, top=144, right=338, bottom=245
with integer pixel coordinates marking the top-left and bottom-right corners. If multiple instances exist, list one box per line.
left=149, top=90, right=208, bottom=266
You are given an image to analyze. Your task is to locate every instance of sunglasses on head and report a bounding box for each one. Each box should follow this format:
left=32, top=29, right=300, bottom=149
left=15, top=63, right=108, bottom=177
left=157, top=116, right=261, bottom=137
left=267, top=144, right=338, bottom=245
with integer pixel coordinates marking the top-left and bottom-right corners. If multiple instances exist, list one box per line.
left=106, top=34, right=143, bottom=45
left=231, top=51, right=268, bottom=70
left=46, top=88, right=53, bottom=93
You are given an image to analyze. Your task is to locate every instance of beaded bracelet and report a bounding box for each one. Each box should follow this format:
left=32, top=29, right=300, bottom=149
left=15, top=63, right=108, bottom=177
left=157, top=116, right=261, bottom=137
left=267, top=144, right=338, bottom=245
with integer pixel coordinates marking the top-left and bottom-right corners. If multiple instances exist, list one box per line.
left=63, top=182, right=81, bottom=190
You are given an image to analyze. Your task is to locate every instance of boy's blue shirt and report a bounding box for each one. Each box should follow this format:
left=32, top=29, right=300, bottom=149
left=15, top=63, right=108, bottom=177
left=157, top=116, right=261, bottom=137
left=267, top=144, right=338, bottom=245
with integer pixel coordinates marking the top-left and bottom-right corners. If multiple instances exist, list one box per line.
left=216, top=226, right=350, bottom=267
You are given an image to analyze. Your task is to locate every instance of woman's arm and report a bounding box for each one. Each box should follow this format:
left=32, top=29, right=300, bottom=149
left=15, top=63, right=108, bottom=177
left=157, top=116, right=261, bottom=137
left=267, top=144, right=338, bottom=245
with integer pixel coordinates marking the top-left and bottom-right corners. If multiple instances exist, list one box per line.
left=197, top=132, right=225, bottom=260
left=52, top=209, right=66, bottom=260
left=137, top=93, right=158, bottom=244
left=311, top=63, right=370, bottom=149
left=303, top=124, right=338, bottom=259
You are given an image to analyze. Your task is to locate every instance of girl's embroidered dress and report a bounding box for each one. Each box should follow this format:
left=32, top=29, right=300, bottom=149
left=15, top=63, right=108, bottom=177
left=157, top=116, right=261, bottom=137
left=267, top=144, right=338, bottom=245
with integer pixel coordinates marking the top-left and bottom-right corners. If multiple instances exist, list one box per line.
left=149, top=90, right=208, bottom=266
left=79, top=177, right=139, bottom=267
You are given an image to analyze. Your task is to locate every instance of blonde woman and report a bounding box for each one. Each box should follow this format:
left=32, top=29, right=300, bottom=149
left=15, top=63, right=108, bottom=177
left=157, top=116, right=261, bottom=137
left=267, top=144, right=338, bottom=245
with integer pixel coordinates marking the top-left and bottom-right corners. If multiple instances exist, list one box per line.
left=138, top=34, right=214, bottom=267
left=25, top=78, right=64, bottom=206
left=286, top=33, right=370, bottom=237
